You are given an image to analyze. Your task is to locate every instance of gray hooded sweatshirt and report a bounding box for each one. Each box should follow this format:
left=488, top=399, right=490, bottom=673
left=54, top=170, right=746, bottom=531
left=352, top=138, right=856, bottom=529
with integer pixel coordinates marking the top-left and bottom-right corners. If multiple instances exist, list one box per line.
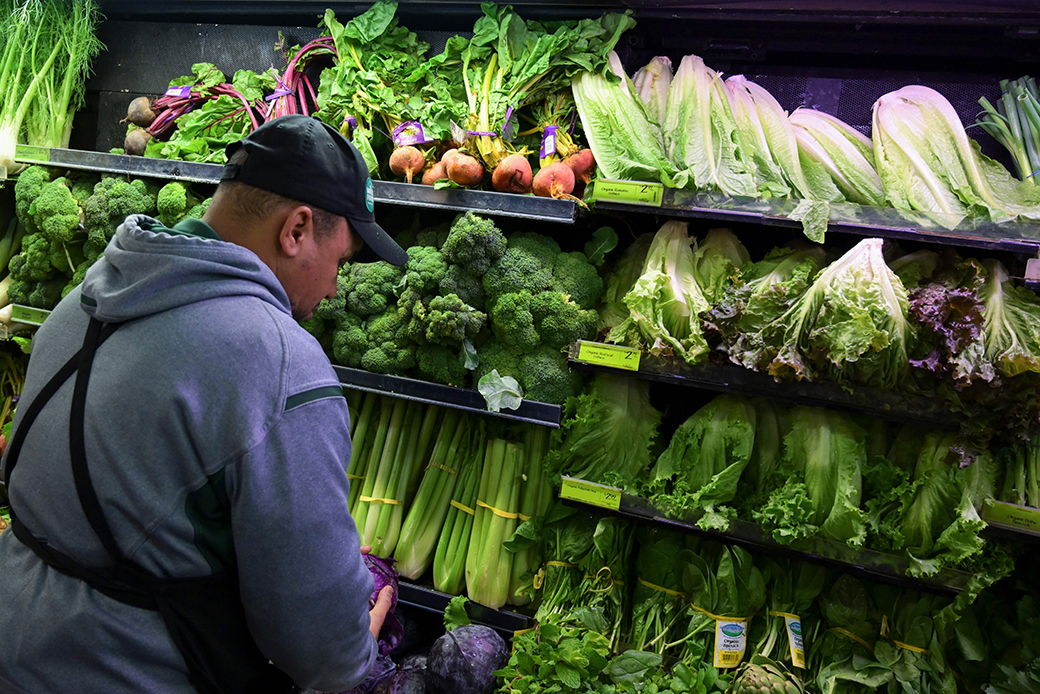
left=0, top=215, right=376, bottom=693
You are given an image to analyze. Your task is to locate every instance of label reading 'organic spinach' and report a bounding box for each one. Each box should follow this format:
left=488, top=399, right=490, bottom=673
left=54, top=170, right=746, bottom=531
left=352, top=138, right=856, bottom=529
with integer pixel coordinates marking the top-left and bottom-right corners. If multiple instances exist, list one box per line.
left=784, top=615, right=806, bottom=669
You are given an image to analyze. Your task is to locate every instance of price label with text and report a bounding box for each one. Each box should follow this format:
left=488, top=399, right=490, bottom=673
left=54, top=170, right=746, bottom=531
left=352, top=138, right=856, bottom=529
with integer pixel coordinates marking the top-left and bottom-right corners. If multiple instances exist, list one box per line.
left=983, top=499, right=1040, bottom=537
left=575, top=340, right=641, bottom=371
left=11, top=304, right=50, bottom=326
left=592, top=179, right=664, bottom=207
left=560, top=476, right=622, bottom=511
left=14, top=145, right=51, bottom=163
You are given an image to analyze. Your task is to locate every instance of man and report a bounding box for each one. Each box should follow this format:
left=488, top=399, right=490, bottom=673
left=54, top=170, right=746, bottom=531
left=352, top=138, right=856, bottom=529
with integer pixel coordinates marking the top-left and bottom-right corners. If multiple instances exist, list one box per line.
left=0, top=115, right=405, bottom=693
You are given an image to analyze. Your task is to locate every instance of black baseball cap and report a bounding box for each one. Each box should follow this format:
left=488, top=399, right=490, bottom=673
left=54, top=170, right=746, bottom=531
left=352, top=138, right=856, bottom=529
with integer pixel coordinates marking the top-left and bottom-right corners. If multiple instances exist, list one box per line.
left=222, top=114, right=407, bottom=266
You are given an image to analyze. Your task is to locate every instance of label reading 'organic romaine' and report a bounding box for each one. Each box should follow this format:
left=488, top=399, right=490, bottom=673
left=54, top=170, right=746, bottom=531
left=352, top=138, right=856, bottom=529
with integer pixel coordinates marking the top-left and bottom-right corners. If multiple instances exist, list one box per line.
left=982, top=499, right=1040, bottom=536
left=591, top=179, right=664, bottom=207
left=560, top=476, right=622, bottom=511
left=714, top=619, right=747, bottom=668
left=785, top=615, right=806, bottom=669
left=574, top=340, right=641, bottom=371
left=14, top=145, right=50, bottom=163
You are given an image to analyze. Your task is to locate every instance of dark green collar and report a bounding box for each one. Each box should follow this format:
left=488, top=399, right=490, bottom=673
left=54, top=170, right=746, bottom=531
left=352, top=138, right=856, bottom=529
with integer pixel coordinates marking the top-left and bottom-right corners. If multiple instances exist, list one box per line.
left=142, top=217, right=222, bottom=241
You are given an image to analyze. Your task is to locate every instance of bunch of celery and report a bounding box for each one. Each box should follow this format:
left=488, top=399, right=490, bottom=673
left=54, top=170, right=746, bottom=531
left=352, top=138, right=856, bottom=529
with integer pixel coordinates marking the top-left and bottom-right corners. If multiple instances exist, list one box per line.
left=351, top=397, right=440, bottom=557
left=394, top=408, right=471, bottom=579
left=465, top=438, right=525, bottom=609
left=432, top=427, right=485, bottom=595
left=0, top=0, right=103, bottom=177
left=505, top=425, right=553, bottom=606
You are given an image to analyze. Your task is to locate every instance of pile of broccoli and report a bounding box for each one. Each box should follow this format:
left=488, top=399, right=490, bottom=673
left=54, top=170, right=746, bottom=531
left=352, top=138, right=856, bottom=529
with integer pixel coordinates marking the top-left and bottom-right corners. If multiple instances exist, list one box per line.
left=7, top=166, right=210, bottom=310
left=304, top=211, right=604, bottom=404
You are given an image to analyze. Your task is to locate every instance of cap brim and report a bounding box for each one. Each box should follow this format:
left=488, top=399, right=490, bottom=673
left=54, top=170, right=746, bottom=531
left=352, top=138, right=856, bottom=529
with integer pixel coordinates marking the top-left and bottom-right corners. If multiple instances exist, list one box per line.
left=349, top=218, right=408, bottom=266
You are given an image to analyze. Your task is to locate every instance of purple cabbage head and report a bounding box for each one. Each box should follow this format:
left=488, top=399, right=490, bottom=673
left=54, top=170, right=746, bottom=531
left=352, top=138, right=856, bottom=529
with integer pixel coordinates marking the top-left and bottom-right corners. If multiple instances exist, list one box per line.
left=425, top=625, right=508, bottom=694
left=364, top=554, right=404, bottom=656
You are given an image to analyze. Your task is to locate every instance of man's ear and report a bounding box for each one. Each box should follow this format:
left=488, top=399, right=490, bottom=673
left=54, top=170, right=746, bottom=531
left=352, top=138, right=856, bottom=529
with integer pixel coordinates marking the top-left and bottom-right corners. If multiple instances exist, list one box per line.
left=277, top=205, right=315, bottom=258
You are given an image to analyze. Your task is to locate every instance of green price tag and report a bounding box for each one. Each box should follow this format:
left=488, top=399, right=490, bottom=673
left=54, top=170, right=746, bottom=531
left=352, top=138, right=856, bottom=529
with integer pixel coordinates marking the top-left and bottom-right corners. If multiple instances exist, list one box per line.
left=560, top=476, right=622, bottom=511
left=10, top=304, right=50, bottom=326
left=983, top=499, right=1040, bottom=536
left=575, top=340, right=641, bottom=371
left=592, top=179, right=664, bottom=207
left=14, top=144, right=51, bottom=163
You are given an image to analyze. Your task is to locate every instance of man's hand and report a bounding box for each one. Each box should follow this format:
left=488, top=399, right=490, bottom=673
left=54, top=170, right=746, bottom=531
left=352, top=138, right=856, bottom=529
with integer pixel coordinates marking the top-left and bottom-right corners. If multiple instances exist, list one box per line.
left=369, top=585, right=394, bottom=640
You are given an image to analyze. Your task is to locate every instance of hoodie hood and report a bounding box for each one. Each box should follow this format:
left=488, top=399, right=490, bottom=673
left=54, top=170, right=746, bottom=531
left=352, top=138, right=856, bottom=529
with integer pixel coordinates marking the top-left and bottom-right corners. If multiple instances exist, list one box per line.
left=80, top=215, right=291, bottom=322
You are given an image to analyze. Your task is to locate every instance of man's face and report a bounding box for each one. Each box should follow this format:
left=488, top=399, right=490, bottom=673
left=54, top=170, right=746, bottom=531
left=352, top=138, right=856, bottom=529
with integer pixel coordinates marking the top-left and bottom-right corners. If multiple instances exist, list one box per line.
left=287, top=216, right=361, bottom=321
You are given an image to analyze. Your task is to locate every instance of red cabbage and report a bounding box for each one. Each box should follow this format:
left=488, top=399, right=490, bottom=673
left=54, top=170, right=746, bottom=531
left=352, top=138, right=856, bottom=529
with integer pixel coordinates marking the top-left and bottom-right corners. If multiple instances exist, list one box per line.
left=364, top=554, right=404, bottom=656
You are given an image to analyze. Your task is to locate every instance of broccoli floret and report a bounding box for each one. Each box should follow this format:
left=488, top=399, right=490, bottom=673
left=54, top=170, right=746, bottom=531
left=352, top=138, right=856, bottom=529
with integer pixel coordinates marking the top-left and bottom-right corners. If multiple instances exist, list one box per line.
left=313, top=265, right=350, bottom=321
left=49, top=237, right=84, bottom=277
left=83, top=176, right=157, bottom=247
left=551, top=251, right=604, bottom=309
left=441, top=212, right=507, bottom=275
left=518, top=346, right=583, bottom=404
left=488, top=292, right=540, bottom=352
left=10, top=233, right=56, bottom=281
left=415, top=222, right=452, bottom=250
left=400, top=245, right=448, bottom=297
left=70, top=175, right=100, bottom=207
left=299, top=316, right=334, bottom=354
left=416, top=343, right=469, bottom=386
left=344, top=261, right=405, bottom=317
left=348, top=307, right=418, bottom=375
left=474, top=339, right=523, bottom=384
left=156, top=181, right=201, bottom=228
left=423, top=294, right=487, bottom=346
left=108, top=178, right=157, bottom=220
left=30, top=178, right=82, bottom=245
left=14, top=166, right=56, bottom=234
left=530, top=291, right=599, bottom=349
left=332, top=312, right=367, bottom=368
left=82, top=239, right=106, bottom=263
left=483, top=246, right=553, bottom=303
left=185, top=197, right=212, bottom=220
left=61, top=259, right=93, bottom=299
left=439, top=265, right=486, bottom=310
left=508, top=232, right=561, bottom=268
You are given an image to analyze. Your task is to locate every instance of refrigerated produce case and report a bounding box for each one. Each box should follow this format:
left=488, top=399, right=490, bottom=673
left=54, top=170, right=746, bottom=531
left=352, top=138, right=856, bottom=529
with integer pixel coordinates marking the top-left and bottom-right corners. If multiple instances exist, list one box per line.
left=11, top=0, right=1040, bottom=687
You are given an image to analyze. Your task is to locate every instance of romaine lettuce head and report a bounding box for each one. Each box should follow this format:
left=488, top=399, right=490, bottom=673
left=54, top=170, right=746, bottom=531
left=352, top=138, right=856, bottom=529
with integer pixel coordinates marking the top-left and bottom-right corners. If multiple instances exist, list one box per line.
left=632, top=56, right=672, bottom=127
left=691, top=227, right=750, bottom=305
left=598, top=232, right=654, bottom=333
left=789, top=108, right=885, bottom=207
left=872, top=85, right=1040, bottom=225
left=607, top=220, right=711, bottom=363
left=726, top=75, right=802, bottom=199
left=764, top=238, right=913, bottom=390
left=980, top=259, right=1040, bottom=377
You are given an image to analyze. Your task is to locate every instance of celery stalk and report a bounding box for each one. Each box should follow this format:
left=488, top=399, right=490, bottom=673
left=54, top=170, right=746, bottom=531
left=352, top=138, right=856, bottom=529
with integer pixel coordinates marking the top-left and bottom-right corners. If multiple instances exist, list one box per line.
left=354, top=397, right=409, bottom=544
left=433, top=428, right=484, bottom=594
left=404, top=405, right=444, bottom=506
left=395, top=409, right=469, bottom=579
left=506, top=425, right=552, bottom=606
left=365, top=400, right=425, bottom=556
left=467, top=440, right=523, bottom=610
left=350, top=396, right=394, bottom=515
left=346, top=393, right=377, bottom=491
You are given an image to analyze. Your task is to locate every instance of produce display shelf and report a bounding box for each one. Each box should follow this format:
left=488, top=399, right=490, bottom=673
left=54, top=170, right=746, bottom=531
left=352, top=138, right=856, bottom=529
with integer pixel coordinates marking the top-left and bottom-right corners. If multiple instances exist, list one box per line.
left=566, top=342, right=960, bottom=431
left=335, top=366, right=562, bottom=428
left=13, top=147, right=579, bottom=224
left=397, top=580, right=533, bottom=636
left=593, top=188, right=1040, bottom=254
left=981, top=499, right=1040, bottom=541
left=560, top=482, right=973, bottom=597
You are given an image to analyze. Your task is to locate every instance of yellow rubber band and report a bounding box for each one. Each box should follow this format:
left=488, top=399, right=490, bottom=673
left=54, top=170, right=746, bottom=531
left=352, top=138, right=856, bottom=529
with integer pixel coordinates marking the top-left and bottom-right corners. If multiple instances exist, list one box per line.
left=768, top=611, right=801, bottom=620
left=587, top=567, right=623, bottom=593
left=426, top=461, right=458, bottom=475
left=476, top=500, right=519, bottom=519
left=637, top=577, right=687, bottom=599
left=359, top=496, right=399, bottom=505
left=347, top=475, right=364, bottom=481
left=827, top=627, right=874, bottom=652
left=690, top=604, right=748, bottom=623
left=450, top=500, right=475, bottom=515
left=546, top=561, right=579, bottom=569
left=513, top=627, right=536, bottom=636
left=893, top=639, right=929, bottom=655
left=519, top=513, right=532, bottom=522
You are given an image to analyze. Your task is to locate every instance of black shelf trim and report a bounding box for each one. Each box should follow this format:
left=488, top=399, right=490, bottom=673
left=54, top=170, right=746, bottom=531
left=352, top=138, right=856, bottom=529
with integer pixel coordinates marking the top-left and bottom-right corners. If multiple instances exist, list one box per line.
left=14, top=147, right=578, bottom=224
left=397, top=580, right=533, bottom=635
left=594, top=189, right=1040, bottom=254
left=568, top=342, right=960, bottom=431
left=563, top=486, right=972, bottom=596
left=335, top=365, right=562, bottom=428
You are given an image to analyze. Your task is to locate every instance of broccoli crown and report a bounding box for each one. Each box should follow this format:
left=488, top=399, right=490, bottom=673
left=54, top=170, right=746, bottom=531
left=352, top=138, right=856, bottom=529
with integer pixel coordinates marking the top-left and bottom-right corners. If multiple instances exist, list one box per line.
left=551, top=251, right=604, bottom=310
left=82, top=238, right=106, bottom=263
left=423, top=294, right=487, bottom=346
left=345, top=261, right=405, bottom=317
left=507, top=232, right=561, bottom=268
left=335, top=307, right=418, bottom=376
left=438, top=265, right=486, bottom=311
left=332, top=312, right=367, bottom=368
left=61, top=259, right=93, bottom=299
left=518, top=346, right=583, bottom=404
left=30, top=178, right=82, bottom=245
left=474, top=339, right=523, bottom=384
left=488, top=292, right=540, bottom=352
left=530, top=291, right=599, bottom=349
left=108, top=179, right=157, bottom=220
left=10, top=233, right=56, bottom=281
left=49, top=236, right=84, bottom=277
left=441, top=212, right=507, bottom=275
left=9, top=276, right=66, bottom=310
left=400, top=245, right=448, bottom=297
left=313, top=266, right=350, bottom=320
left=415, top=222, right=451, bottom=250
left=83, top=177, right=157, bottom=245
left=416, top=343, right=469, bottom=386
left=14, top=166, right=56, bottom=234
left=185, top=197, right=212, bottom=220
left=156, top=181, right=196, bottom=228
left=483, top=246, right=553, bottom=303
left=70, top=175, right=100, bottom=207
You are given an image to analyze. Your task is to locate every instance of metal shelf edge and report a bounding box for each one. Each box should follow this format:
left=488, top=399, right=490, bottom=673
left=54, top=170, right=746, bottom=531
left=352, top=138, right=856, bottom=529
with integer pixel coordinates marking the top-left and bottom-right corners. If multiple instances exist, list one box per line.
left=396, top=581, right=533, bottom=635
left=334, top=365, right=562, bottom=428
